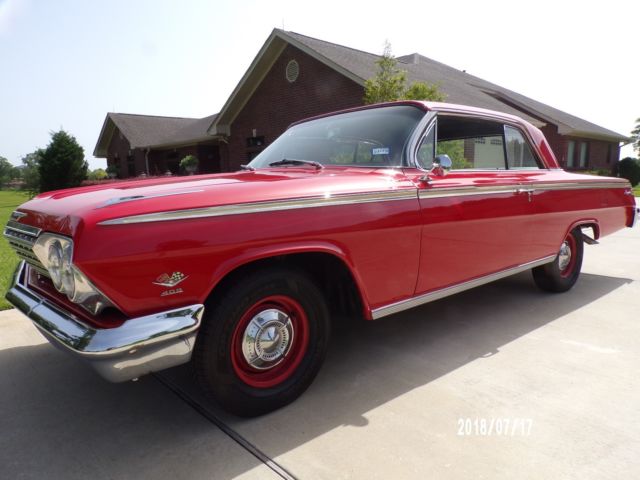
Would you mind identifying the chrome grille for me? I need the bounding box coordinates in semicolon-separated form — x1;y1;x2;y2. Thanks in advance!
4;218;49;276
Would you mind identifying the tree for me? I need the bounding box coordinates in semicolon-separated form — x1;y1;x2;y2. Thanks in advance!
404;81;446;102
38;130;88;192
88;168;108;181
364;41;446;104
0;156;14;188
631;118;640;154
20;151;42;195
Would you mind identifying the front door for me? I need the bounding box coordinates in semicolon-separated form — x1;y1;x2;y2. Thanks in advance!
405;115;539;296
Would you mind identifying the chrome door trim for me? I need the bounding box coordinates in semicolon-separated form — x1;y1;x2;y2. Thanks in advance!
371;255;556;319
418;181;628;200
99;189;418;225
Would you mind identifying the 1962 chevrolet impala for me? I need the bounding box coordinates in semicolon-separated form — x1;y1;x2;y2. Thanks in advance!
5;101;637;416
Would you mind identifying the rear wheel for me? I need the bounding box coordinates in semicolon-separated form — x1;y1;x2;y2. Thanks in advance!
194;267;330;417
532;227;584;293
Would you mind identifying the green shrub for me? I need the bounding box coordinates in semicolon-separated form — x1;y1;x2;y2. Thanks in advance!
614;157;640;186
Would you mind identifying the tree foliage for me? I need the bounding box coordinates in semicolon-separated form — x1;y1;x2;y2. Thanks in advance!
0;156;16;188
20;151;42;195
631;118;640;154
38;130;88;192
88;168;108;181
364;41;446;104
404;81;446;102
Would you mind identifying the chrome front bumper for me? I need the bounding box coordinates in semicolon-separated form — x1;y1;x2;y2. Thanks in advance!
6;262;204;382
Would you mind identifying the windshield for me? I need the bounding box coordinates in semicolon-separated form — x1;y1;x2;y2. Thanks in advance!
248;105;425;169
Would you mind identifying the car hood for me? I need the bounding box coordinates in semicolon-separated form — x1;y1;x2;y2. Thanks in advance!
14;168;416;236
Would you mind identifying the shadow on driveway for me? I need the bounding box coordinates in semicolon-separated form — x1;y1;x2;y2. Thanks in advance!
0;271;631;479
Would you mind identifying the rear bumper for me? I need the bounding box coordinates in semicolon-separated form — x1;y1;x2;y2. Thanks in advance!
6;261;204;382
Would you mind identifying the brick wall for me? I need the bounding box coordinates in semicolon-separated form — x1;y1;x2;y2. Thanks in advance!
541;124;618;172
224;44;365;171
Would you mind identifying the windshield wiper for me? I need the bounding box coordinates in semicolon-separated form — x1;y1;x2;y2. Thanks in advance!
268;159;324;170
240;164;255;171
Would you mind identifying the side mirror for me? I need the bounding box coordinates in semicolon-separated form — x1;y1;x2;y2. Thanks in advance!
430;154;452;177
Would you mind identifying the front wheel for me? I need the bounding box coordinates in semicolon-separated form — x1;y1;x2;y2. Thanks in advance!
532;227;584;293
194;267;330;417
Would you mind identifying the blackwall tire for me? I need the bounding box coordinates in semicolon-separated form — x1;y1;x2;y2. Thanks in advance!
194;267;330;417
532;227;584;293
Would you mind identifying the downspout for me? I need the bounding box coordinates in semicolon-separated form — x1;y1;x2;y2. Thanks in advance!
145;148;150;175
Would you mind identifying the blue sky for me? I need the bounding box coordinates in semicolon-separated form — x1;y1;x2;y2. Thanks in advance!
1;0;638;169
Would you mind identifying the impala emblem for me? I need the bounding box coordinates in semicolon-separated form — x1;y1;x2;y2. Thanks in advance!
153;272;187;287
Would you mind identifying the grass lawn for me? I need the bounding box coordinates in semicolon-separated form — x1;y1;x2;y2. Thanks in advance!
0;190;31;310
634;185;640;197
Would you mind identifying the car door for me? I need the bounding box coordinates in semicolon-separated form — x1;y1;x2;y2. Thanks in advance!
404;114;536;296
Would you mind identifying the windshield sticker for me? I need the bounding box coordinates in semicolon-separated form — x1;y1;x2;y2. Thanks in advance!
372;147;390;155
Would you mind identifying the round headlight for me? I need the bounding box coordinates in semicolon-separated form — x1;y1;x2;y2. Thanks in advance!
60;243;75;297
47;241;63;290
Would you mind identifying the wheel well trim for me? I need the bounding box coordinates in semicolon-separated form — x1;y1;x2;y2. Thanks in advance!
201;242;374;320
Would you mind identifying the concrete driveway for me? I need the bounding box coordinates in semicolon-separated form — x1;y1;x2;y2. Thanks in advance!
1;226;639;479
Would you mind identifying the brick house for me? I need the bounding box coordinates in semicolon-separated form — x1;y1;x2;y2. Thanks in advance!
94;29;628;177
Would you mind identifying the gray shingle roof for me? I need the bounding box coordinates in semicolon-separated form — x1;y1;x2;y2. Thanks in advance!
283;31;627;141
94;113;219;156
108;113;218;148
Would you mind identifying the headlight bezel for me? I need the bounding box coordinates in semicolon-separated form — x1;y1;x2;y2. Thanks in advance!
32;233;113;315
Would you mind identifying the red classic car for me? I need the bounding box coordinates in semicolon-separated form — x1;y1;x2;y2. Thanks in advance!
5;101;637;416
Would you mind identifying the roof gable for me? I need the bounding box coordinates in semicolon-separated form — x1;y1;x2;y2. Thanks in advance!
211;29;627;142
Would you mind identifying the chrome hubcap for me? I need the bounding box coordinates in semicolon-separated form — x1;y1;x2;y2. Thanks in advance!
241;308;294;370
558;241;572;270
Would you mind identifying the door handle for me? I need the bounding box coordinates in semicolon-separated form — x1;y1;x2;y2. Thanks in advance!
516;187;534;202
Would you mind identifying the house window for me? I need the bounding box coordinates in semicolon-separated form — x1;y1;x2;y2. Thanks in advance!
566;141;575;168
579;141;588;168
607;144;612;164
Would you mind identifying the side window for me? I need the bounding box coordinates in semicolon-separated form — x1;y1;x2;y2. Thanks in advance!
416;124;435;169
435;116;506;169
504;126;540;169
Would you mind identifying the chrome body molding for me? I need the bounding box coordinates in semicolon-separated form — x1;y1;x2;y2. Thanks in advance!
6;262;204;382
99;189;418;225
418;181;628;200
371;255;556;319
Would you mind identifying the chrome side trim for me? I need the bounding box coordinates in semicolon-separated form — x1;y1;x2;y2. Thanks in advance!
418;181;628;200
371;255;556;319
6;261;204;382
420;184;517;199
99;189;418;225
532;181;628;191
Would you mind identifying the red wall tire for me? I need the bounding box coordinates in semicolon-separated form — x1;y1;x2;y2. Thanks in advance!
194;267;330;417
532;228;584;293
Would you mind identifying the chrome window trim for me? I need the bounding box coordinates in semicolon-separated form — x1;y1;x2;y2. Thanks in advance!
372;255;556;319
410;111;550;172
99;189;419;225
406;111;437;170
